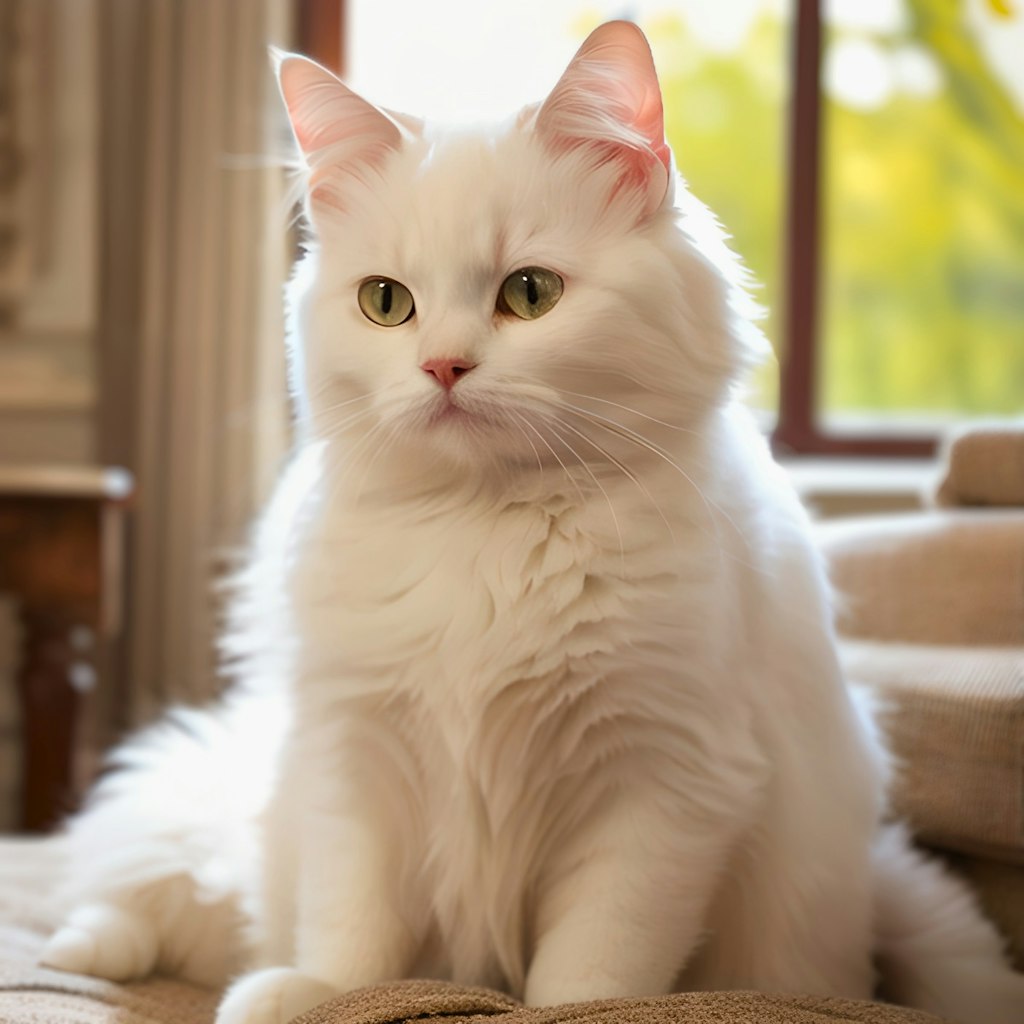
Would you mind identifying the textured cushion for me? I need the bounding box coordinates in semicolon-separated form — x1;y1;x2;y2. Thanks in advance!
943;853;1024;972
843;641;1024;863
0;843;950;1024
817;511;1024;647
935;424;1024;508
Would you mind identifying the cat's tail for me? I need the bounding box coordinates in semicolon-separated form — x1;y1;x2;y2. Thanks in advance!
41;692;283;988
872;822;1024;1024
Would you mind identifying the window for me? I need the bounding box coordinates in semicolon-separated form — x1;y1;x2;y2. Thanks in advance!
777;0;1024;456
820;0;1024;428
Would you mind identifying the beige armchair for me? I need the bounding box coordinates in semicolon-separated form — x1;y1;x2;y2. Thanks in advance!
816;425;1024;969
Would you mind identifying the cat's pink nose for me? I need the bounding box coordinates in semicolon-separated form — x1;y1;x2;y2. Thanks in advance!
421;358;477;390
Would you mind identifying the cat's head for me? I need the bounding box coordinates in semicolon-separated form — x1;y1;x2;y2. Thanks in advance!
277;22;762;486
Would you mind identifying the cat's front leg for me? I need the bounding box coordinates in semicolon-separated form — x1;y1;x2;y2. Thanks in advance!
524;793;746;1007
217;810;418;1024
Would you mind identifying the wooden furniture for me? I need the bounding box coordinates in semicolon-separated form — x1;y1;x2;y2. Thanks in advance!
0;465;132;832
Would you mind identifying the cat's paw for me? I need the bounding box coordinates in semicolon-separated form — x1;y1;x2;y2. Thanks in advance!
216;967;337;1024
40;903;159;982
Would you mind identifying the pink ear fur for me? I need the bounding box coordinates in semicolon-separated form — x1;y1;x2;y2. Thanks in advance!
273;50;404;209
535;21;671;216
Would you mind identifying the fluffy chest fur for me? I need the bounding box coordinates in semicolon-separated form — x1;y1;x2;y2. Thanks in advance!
294;477;693;703
279;466;756;990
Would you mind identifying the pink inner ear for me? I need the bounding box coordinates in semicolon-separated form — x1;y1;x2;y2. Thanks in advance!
276;54;403;208
581;21;671;173
628;67;672;176
536;21;671;210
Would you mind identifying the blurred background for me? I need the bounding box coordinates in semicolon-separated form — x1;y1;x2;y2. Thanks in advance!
0;0;1020;833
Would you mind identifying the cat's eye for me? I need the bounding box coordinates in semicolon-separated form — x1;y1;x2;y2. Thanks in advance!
498;267;563;320
358;278;415;327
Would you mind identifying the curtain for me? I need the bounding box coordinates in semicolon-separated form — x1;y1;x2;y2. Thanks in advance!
96;0;292;730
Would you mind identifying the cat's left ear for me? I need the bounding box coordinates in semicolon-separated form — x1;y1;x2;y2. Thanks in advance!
534;21;672;217
272;48;412;210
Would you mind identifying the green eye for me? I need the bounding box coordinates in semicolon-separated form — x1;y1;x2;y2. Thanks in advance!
358;277;415;326
499;267;563;320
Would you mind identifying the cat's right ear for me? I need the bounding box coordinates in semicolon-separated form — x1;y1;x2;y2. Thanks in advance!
272;49;404;210
534;22;672;218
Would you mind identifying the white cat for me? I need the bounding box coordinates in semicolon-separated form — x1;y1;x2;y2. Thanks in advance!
40;21;1023;1024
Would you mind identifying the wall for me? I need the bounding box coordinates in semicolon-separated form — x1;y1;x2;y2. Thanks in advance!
0;0;99;463
0;0;292;832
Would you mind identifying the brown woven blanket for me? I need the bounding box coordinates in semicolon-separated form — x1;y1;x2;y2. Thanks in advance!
293;980;947;1024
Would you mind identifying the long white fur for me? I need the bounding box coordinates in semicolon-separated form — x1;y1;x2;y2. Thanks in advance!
42;22;1023;1024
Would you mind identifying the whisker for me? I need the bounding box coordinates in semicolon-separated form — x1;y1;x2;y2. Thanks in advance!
351;418;403;506
317;388;416;444
318;406;378;440
558;402;722;515
509;411;545;478
312;380;405;419
532;360;666;394
556;403;753;571
319;415;394;508
552;415;676;545
552;386;699;436
546;419;626;574
517;414;588;509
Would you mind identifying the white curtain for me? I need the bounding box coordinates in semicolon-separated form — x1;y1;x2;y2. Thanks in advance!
97;0;292;729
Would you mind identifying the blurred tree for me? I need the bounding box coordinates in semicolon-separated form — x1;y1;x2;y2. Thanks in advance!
629;1;1023;420
651;13;786;413
822;0;1024;418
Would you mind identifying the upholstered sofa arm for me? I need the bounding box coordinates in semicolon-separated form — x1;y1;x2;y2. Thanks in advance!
815;511;1024;647
841;640;1023;865
817;511;1024;864
935;423;1024;508
817;490;1024;963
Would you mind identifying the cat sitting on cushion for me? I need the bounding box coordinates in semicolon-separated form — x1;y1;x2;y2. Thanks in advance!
41;21;1024;1024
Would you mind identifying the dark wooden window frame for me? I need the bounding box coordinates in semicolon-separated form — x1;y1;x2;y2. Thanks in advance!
299;0;938;460
774;0;936;459
297;0;345;76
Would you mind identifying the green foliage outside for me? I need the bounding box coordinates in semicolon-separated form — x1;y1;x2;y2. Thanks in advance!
648;12;786;413
607;3;1024;419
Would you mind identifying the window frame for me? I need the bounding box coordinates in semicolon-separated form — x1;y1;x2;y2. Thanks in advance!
773;0;936;459
297;0;345;76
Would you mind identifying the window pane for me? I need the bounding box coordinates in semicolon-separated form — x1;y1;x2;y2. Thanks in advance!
348;0;790;416
820;0;1024;427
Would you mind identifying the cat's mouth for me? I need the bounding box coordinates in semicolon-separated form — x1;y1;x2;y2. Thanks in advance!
430;404;473;425
427;392;487;428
